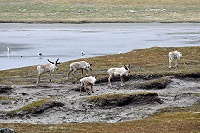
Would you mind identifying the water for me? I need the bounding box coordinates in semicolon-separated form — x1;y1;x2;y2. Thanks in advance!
0;23;199;70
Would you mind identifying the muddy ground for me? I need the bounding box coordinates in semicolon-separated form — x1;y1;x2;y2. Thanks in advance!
0;76;199;124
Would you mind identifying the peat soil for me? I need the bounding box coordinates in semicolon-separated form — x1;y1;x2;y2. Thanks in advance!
0;76;199;124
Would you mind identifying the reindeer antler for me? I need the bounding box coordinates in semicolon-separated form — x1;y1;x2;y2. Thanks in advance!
47;59;54;64
56;58;60;64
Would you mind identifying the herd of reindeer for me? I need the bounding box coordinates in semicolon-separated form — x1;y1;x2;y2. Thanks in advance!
36;50;182;95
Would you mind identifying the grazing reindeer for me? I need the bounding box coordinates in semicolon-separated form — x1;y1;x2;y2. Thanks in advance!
66;61;92;80
36;59;60;83
168;50;182;68
80;76;96;95
107;65;130;86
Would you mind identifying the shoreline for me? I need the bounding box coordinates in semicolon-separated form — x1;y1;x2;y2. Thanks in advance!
0;21;200;24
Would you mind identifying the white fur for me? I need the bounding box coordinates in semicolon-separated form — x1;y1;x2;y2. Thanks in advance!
66;61;92;80
168;50;182;68
80;76;96;95
107;65;130;86
36;59;60;83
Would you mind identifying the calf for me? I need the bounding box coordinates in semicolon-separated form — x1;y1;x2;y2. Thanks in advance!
66;61;92;80
168;50;182;68
80;76;96;95
107;65;130;86
36;59;60;83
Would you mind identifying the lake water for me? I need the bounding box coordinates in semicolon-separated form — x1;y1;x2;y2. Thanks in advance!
0;23;199;70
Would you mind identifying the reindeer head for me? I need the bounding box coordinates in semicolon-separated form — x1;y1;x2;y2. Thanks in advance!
47;58;60;70
86;62;92;71
124;64;130;73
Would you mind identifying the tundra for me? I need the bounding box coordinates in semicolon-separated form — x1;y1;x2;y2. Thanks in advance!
66;61;92;80
80;76;96;95
36;59;60;83
168;50;182;68
107;65;130;86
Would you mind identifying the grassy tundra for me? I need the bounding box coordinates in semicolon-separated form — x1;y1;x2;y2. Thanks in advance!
0;46;200;132
0;0;200;132
0;0;200;23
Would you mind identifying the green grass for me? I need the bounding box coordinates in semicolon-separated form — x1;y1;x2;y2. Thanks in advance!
0;0;200;23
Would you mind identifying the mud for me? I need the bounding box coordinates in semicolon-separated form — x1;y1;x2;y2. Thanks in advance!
0;76;199;124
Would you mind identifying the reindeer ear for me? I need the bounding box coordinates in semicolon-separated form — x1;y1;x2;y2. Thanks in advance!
124;65;128;70
124;64;130;70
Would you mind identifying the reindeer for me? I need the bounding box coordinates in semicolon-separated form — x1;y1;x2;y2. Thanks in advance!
80;76;96;95
107;65;130;86
168;50;182;68
66;61;92;80
36;59;60;83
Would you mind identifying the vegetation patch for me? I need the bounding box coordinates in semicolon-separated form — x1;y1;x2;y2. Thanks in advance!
134;76;171;89
0;96;17;101
0;0;200;23
6;99;64;117
85;92;162;108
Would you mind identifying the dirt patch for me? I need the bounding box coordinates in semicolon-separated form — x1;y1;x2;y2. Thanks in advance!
0;76;199;124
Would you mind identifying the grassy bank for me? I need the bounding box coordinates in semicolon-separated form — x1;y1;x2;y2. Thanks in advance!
0;46;200;132
0;0;200;23
0;46;199;85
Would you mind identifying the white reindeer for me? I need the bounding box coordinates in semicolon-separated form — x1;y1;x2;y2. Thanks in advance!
80;76;96;95
107;65;130;86
66;61;92;80
168;50;182;68
36;59;60;83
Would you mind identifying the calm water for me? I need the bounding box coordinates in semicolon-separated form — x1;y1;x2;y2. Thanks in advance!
0;23;199;70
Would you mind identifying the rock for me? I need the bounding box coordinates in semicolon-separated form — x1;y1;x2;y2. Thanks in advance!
0;85;13;94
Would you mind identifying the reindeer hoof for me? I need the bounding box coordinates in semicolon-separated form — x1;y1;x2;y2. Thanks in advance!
120;83;125;86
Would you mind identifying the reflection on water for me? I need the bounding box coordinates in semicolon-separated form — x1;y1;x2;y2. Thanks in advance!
0;23;200;70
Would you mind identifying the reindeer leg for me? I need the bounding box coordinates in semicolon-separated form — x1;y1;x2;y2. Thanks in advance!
37;74;40;83
120;75;125;86
72;70;77;80
91;84;94;93
85;69;88;76
86;84;91;95
169;59;172;68
66;69;73;80
81;69;84;77
49;72;52;83
175;59;178;67
108;75;113;86
80;83;83;95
